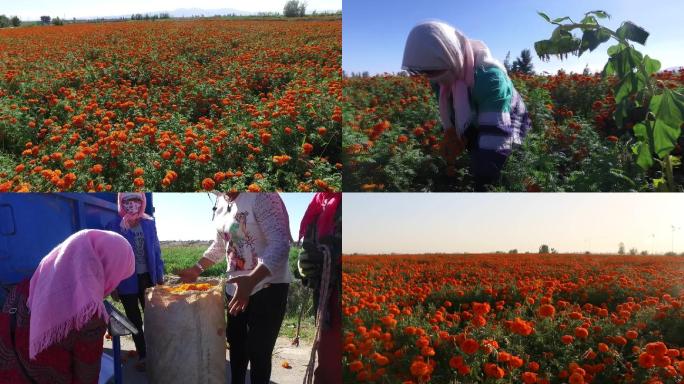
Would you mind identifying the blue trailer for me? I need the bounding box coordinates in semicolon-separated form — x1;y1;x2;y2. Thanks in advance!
0;192;153;384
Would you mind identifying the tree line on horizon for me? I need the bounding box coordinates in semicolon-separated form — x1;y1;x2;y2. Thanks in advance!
0;1;339;28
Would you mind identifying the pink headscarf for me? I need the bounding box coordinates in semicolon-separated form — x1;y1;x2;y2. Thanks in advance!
298;193;341;241
27;230;134;360
402;21;506;137
118;192;152;231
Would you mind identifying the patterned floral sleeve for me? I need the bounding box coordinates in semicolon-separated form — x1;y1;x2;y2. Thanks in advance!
202;228;227;264
253;193;291;274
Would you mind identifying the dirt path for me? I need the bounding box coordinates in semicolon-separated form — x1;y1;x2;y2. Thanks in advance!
103;334;311;384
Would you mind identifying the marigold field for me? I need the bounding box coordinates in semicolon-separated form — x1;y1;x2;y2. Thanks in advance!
0;19;341;192
342;71;684;192
342;254;684;383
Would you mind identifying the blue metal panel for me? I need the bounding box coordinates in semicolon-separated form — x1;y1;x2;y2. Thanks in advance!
0;193;153;298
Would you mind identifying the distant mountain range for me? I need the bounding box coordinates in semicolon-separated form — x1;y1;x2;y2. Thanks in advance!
664;66;684;72
80;8;251;20
155;8;251;17
26;6;340;21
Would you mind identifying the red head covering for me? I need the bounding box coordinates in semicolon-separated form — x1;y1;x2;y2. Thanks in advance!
298;193;341;241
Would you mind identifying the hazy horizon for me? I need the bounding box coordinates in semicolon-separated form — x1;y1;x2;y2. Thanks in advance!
343;251;683;256
1;0;341;21
343;193;684;255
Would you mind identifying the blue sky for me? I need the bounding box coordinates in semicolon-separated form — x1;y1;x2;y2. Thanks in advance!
1;0;341;20
152;193;316;241
343;193;684;255
343;0;684;74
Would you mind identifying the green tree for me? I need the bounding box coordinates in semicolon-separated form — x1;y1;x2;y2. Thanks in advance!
503;51;512;72
284;0;306;17
535;10;684;191
0;15;10;28
10;16;21;27
618;242;625;255
52;17;63;26
40;15;51;25
539;244;550;253
512;49;535;74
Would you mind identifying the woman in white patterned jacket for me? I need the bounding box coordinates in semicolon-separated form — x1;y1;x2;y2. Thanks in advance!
178;192;293;384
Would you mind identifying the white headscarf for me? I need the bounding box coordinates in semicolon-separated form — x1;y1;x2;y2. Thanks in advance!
402;21;506;136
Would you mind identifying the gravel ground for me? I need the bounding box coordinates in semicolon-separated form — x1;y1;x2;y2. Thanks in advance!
103;334;311;384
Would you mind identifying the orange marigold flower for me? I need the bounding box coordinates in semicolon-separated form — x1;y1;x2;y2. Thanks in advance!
273;155;292;166
133;167;144;177
471;315;486;327
569;372;585;384
561;335;574;345
646;342;668;357
247;183;261;192
521;371;538;384
449;356;464;369
373;353;390;366
654;354;671;368
133;177;145;188
409;360;430;377
638;352;655;368
509;317;534;336
461;338;479;355
607;135;619;143
509;356;524;369
201;178;215;191
472;302;491;315
539;304;555;317
484;363;505;379
574;327;589;339
261;133;272;145
314;179;329;191
302;142;314;154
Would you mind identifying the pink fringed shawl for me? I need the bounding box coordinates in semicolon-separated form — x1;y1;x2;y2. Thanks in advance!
27;229;134;359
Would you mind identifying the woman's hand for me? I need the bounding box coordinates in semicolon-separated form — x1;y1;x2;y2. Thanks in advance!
440;128;466;164
226;264;272;316
177;266;200;283
226;275;257;316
